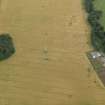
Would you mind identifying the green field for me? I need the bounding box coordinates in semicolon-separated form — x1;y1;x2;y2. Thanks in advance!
94;0;105;28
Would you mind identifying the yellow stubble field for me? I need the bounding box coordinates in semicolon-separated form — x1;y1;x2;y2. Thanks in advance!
0;0;105;105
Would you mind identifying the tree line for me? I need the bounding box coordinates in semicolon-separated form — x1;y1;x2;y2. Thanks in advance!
84;0;105;52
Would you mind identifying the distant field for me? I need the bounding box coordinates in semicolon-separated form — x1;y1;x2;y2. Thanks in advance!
94;0;105;27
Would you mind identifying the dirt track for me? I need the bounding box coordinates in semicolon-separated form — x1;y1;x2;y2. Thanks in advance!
0;0;105;105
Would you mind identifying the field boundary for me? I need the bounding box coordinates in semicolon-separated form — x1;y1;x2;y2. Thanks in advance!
87;50;105;86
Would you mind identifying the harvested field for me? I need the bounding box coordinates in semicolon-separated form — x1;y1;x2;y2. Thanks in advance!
0;0;105;105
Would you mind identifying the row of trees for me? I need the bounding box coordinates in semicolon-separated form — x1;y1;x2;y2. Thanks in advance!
84;0;105;52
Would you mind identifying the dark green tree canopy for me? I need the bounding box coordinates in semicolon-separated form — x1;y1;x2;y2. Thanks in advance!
0;33;15;61
84;0;105;52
